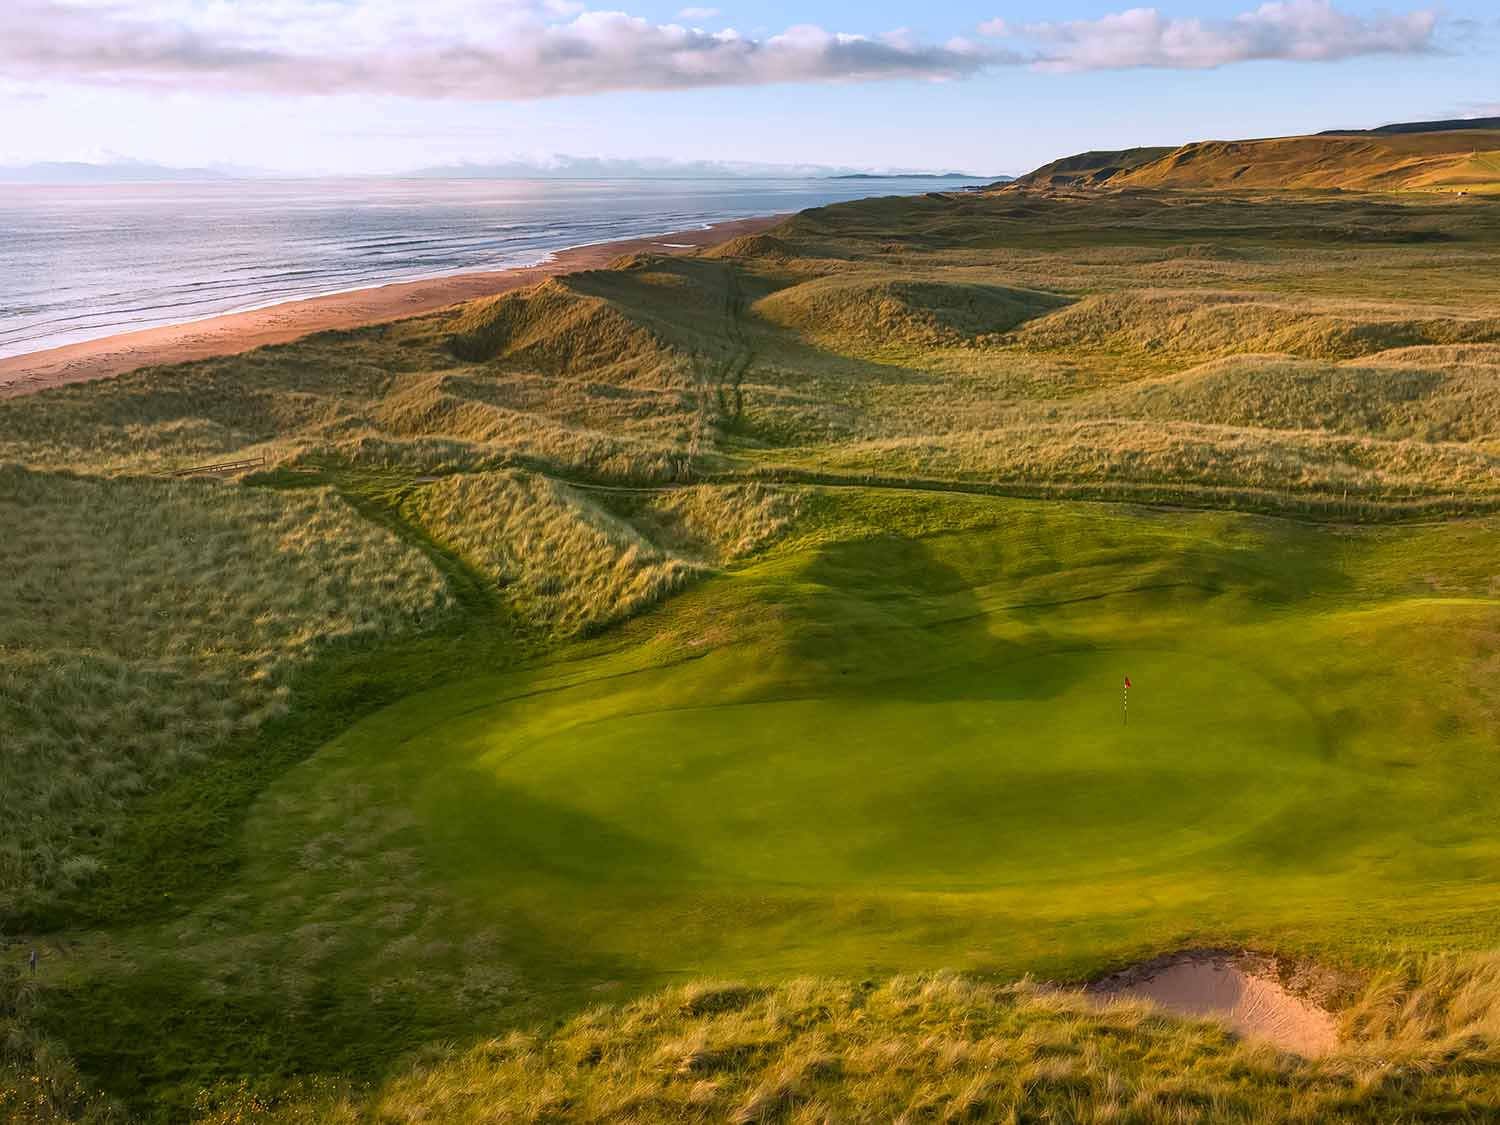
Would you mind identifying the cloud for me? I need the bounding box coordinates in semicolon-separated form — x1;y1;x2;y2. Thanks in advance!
0;1;1443;101
678;7;720;20
994;0;1441;71
0;1;1002;99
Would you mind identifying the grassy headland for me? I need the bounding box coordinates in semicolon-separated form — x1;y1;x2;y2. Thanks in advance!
1011;120;1500;193
5;172;1500;1120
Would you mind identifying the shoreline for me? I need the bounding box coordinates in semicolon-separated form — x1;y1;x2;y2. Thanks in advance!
0;213;785;399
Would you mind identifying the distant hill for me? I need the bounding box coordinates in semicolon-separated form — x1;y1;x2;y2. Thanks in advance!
0;160;236;184
404;157;995;180
1001;148;1174;190
1011;120;1500;193
831;172;999;181
1321;116;1500;137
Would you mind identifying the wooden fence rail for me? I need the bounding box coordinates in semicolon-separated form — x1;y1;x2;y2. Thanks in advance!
170;456;267;478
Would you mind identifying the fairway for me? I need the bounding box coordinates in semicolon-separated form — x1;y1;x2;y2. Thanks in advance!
421;650;1323;890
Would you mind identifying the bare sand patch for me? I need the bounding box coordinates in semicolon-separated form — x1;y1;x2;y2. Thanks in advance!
1088;950;1339;1056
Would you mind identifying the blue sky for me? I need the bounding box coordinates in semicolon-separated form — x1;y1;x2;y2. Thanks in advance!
0;1;1495;175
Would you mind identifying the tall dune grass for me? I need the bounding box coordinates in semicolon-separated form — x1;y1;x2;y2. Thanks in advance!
406;473;797;638
7;189;1500;1119
825;419;1500;505
1;962;121;1124
408;471;697;638
0;467;450;918
1064;350;1500;442
190;958;1500;1124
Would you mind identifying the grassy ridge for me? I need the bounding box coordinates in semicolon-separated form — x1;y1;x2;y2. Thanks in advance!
1012;126;1500;193
406;471;797;639
6;193;1500;515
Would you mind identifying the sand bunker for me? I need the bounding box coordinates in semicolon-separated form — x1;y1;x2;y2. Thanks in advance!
1089;950;1338;1056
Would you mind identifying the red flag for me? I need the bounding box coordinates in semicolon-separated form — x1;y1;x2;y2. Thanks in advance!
1124;676;1132;689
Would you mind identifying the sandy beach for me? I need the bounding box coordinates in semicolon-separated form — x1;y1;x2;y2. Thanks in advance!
0;213;784;399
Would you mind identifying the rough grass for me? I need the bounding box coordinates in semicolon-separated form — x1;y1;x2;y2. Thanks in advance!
192;961;1500;1124
6;192;1500;512
825;419;1500;506
1079;351;1500;441
627;483;801;563
1005;125;1500;193
1013;290;1500;361
38;488;1500;1119
0;466;450;919
448;277;670;371
1;963;122;1124
1099;128;1500;192
407;471;697;639
406;473;799;638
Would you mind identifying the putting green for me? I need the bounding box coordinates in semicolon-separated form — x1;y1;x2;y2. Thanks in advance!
422;650;1323;892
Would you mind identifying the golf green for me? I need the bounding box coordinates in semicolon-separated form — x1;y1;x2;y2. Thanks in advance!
421;650;1323;892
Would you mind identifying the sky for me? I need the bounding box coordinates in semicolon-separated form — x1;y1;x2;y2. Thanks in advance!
0;0;1496;176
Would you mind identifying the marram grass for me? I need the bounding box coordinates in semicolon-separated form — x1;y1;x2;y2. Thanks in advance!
0;466;450;918
191;962;1500;1124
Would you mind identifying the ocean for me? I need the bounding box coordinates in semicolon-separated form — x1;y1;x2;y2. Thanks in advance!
0;177;981;360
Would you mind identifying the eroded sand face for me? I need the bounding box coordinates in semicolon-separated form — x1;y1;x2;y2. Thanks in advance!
1090;951;1338;1057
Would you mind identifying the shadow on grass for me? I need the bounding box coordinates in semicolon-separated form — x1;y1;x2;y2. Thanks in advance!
40;896;651;1125
784;532;1099;704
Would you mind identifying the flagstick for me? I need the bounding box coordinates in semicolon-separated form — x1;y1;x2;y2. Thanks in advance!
1123;677;1128;726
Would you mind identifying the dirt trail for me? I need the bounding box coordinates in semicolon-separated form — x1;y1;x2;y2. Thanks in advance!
1089;950;1339;1056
